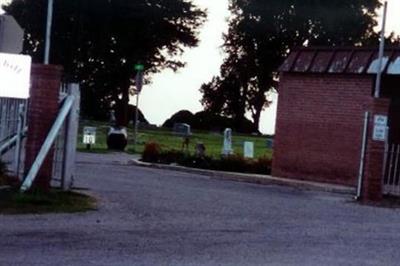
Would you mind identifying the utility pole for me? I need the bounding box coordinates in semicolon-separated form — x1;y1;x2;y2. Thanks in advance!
374;1;388;98
44;0;54;64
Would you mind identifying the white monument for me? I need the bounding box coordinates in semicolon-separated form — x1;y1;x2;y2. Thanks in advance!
222;128;233;155
244;141;254;158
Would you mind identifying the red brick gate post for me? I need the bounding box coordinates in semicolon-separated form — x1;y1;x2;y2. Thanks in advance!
24;64;63;190
362;98;391;202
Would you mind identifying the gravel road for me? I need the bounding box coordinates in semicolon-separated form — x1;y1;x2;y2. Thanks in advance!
1;152;400;266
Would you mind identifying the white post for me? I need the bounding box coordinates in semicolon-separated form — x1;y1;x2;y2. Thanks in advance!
61;84;80;190
374;1;388;98
355;112;369;200
13;104;25;180
44;0;54;64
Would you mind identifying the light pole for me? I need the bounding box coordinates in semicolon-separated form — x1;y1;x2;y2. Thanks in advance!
374;0;388;98
44;0;54;64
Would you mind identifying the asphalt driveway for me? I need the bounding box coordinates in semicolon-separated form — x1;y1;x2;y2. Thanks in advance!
1;152;400;266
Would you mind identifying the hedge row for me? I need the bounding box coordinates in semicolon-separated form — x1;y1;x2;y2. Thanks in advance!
142;142;271;175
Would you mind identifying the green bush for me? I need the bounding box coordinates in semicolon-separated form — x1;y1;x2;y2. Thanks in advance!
212;155;250;173
0;160;18;187
251;156;272;174
159;150;186;164
0;160;8;185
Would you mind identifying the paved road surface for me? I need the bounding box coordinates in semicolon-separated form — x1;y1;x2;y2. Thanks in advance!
1;152;400;266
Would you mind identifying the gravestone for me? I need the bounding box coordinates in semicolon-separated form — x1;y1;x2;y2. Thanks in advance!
107;127;128;151
222;128;233;155
173;123;191;136
266;139;274;149
195;142;206;158
244;141;254;158
107;109;128;150
83;127;96;149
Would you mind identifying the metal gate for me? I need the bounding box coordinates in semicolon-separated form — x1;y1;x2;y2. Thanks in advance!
50;83;80;189
1;83;80;191
0;97;27;178
383;141;400;196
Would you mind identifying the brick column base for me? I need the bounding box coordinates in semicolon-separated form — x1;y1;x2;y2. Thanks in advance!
362;98;390;202
24;64;63;190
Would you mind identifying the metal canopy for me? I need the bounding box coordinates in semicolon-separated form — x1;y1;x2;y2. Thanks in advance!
279;47;400;75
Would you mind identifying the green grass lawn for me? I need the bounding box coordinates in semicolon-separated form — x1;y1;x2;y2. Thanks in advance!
78;120;273;159
0;188;97;214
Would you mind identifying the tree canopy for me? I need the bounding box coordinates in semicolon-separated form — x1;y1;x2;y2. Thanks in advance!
4;0;206;120
201;0;387;132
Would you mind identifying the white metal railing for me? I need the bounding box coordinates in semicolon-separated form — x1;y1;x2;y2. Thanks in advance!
0;97;27;179
0;97;27;145
383;142;400;196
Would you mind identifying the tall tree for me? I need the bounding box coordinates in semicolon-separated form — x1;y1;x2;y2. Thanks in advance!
4;0;205;122
201;0;384;132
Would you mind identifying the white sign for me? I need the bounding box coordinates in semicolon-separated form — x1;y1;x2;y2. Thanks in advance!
0;53;31;99
83;127;96;144
373;115;388;141
374;115;387;126
244;141;254;158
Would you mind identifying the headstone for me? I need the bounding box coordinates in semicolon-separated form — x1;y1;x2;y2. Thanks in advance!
0;15;24;54
83;127;96;147
173;123;191;136
109;110;116;126
244;141;254;158
266;139;274;149
107;127;128;151
222;128;233;155
195;142;206;158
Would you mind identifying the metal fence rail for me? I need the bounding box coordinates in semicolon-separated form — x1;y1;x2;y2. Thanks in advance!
0;97;27;145
383;143;400;196
51;83;78;189
51;116;67;188
0;97;27;178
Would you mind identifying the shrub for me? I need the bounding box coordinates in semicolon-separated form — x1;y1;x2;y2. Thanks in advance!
142;142;162;163
141;143;272;175
211;155;250;172
0;160;19;187
159;150;185;164
0;159;7;177
250;156;272;175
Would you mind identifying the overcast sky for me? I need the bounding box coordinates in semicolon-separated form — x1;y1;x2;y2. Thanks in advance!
1;0;399;134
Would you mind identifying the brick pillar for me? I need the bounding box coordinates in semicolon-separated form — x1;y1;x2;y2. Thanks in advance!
362;98;391;202
24;64;62;190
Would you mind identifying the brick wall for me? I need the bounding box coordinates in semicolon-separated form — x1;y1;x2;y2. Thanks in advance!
24;64;63;190
272;73;373;186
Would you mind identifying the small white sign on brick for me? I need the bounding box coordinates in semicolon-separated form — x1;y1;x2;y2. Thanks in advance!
373;115;388;141
0;53;31;99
